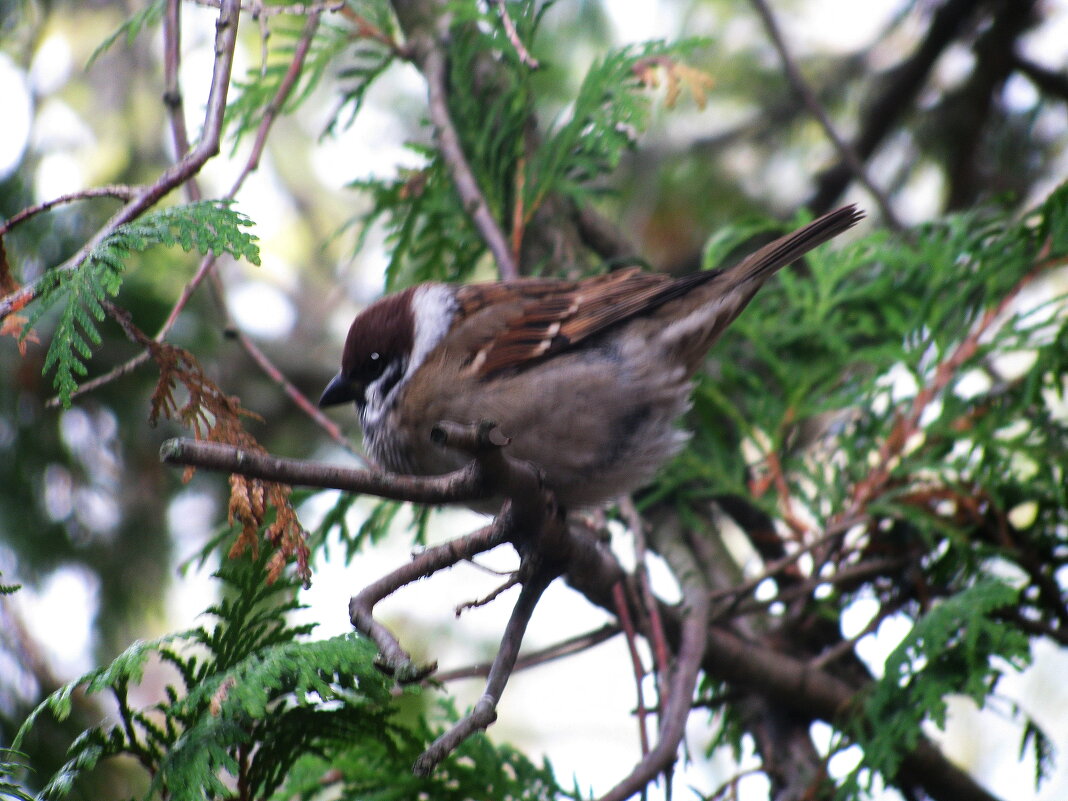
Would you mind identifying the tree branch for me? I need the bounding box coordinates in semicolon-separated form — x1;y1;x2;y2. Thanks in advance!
748;0;902;229
160;438;491;505
422;43;520;279
1;0;241;322
807;0;983;213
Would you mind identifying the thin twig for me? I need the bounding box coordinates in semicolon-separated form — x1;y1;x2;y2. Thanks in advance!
612;580;651;756
598;533;711;801
455;573;519;614
0;186;138;238
620;497;671;678
432;624;620;683
422;43;520;279
414;557;561;775
231;326;356;454
808;597;905;670
747;0;902;230
493;0;539;69
350;520;510;677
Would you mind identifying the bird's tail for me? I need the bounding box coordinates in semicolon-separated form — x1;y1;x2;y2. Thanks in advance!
723;203;865;288
663;204;864;375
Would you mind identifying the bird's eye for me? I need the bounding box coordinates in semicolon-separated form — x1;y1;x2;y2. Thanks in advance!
366;351;385;378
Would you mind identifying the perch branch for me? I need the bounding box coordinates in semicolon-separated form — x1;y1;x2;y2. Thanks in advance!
349;520;511;678
160;438;492;505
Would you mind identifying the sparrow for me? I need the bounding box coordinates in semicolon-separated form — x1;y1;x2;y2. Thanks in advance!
320;205;863;509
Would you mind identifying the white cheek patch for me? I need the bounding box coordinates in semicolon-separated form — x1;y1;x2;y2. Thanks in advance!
362;361;404;428
408;284;458;377
360;284;457;439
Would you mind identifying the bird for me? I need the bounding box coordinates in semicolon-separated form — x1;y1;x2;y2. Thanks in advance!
320;205;863;510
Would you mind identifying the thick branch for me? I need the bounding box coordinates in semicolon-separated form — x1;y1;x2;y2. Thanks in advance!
160;438;491;504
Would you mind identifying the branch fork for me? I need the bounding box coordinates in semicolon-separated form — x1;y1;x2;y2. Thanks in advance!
163;418;567;772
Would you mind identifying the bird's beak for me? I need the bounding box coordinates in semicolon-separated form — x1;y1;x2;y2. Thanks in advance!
318;372;362;408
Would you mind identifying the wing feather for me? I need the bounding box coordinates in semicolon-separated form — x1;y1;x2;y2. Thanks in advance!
455;268;719;377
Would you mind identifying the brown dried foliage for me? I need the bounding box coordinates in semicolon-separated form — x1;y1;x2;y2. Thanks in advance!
148;340;310;584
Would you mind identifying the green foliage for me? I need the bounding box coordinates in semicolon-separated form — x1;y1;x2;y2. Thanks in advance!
1;749;35;801
24;201;259;407
858;579;1030;780
352;3;708;287
227;3;399;147
86;0;165;68
527;38;709;210
661;184;1068;798
354;145;494;290
274;700;567;801
12;2;1068;799
14;546;567;801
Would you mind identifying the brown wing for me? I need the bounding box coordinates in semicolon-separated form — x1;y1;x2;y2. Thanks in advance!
454;267;719;377
453;204;864;379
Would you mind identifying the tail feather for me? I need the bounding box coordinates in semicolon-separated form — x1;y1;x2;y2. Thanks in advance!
663;204;864;374
724;204;865;287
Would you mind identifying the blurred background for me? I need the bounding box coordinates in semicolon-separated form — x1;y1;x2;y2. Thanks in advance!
2;1;1067;798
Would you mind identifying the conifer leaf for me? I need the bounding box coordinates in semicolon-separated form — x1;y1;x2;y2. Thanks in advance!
28;201;259;408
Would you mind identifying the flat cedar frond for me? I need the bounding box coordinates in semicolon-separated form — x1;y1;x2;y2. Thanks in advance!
148;339;310;584
26;200;258;408
851;580;1029;785
16;543;566;800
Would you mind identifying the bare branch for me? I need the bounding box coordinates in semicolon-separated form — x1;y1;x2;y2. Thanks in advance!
0;186;138;239
432;624;620;683
493;0;539;69
807;0;982;213
611;580;651;756
160;438;492;505
350;520;510;677
747;0;902;230
422;42;520;279
414;554;560;775
598;529;711;801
